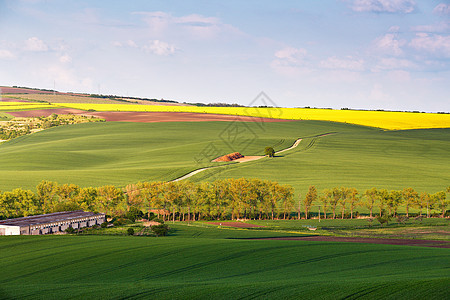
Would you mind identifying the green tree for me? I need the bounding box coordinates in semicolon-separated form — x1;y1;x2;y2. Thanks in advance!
280;184;294;219
96;185;123;217
347;188;359;219
432;191;448;218
36;180;59;213
264;146;275;157
387;190;403;217
377;189;389;217
340;187;350;219
330;187;341;219
363;188;378;218
303;185;317;219
320;189;332;219
402;187;418;218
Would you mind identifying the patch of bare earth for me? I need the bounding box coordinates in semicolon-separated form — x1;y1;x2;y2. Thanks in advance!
260;236;450;248
81;111;294;123
207;222;266;228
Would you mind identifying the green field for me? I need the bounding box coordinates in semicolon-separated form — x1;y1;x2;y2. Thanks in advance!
0;225;448;299
0;120;448;200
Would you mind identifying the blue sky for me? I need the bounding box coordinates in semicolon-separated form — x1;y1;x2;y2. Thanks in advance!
0;0;449;112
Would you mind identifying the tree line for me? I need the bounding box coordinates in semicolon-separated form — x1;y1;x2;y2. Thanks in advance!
0;179;448;221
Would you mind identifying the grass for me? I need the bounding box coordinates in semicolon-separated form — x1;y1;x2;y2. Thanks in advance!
0;121;448;203
0;225;448;299
51;102;450;130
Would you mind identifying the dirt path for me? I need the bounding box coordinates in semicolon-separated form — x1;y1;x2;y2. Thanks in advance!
171;138;304;181
206;222;266;228
259;236;450;248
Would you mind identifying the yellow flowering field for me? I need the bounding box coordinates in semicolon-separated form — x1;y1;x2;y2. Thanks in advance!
55;103;450;130
0;102;58;111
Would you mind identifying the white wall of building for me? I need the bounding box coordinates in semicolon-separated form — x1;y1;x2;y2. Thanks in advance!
0;225;21;235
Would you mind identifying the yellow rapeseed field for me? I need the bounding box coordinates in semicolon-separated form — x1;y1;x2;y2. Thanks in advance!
55;103;450;130
0;102;58;111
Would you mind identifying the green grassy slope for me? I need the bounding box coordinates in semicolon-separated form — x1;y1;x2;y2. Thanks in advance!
0;121;448;197
0;229;448;299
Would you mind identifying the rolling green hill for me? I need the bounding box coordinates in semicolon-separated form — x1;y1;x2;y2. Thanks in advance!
0;226;448;299
0;121;448;197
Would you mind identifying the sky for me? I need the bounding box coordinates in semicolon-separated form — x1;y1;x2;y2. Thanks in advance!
0;0;449;112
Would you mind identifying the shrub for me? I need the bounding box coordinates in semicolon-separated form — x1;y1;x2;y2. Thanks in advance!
65;227;76;234
127;228;135;236
152;218;164;224
151;224;169;237
376;214;391;226
100;222;108;228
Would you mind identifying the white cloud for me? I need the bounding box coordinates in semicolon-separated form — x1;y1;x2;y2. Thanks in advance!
412;22;450;33
373;57;415;71
433;3;450;15
271;47;310;76
351;0;416;13
134;11;243;39
112;40;138;48
59;54;72;63
24;37;48;52
410;33;450;57
372;33;405;56
387;70;411;82
43;65;93;91
274;47;307;63
142;40;176;56
0;49;15;59
320;56;365;71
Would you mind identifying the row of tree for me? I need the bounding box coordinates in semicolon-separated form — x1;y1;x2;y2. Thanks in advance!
303;186;449;219
0;179;448;221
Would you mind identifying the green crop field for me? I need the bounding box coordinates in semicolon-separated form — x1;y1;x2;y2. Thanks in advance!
0;120;448;201
0;225;448;299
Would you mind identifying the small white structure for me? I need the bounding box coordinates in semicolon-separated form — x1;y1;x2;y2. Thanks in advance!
0;210;106;236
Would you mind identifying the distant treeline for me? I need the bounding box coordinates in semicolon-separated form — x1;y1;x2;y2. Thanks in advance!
189;102;245;107
0;179;448;221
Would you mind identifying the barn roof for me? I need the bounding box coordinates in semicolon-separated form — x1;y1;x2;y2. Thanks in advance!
0;210;104;227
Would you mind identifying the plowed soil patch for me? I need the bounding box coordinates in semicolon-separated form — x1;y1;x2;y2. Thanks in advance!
261;236;450;248
7;109;294;123
207;222;266;228
7;108;86;117
80;111;294;123
0;87;55;94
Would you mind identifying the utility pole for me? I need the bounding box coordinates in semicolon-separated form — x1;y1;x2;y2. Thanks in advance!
318;206;321;222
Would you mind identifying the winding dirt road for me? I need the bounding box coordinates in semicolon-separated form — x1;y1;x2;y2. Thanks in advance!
171;138;303;182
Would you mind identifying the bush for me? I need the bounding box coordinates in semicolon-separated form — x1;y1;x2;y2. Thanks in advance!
152;218;164;224
151;224;169;237
100;222;108;228
126;208;144;222
65;227;76;234
376;214;391;226
127;228;135;236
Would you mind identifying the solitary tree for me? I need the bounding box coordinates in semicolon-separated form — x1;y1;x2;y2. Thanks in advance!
264;146;275;157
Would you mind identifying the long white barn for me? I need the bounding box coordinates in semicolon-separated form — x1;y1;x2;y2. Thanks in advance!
0;210;106;235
